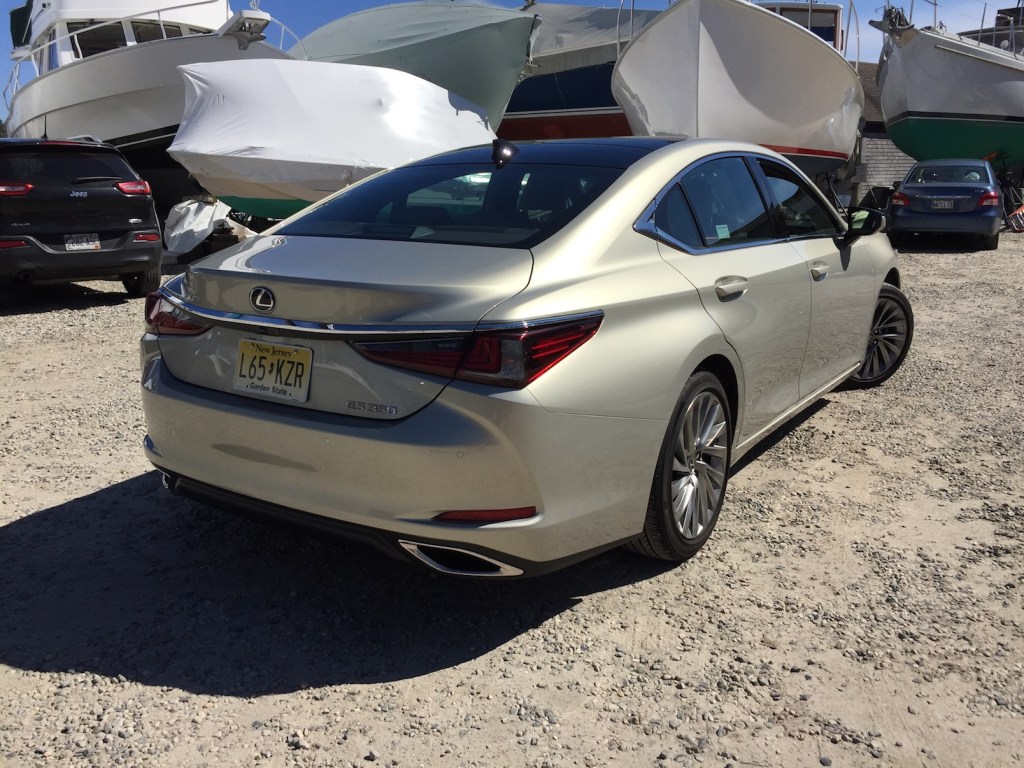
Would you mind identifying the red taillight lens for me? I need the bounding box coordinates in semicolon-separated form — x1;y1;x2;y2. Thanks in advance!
117;180;151;195
433;507;538;523
0;239;28;249
978;191;1000;207
144;292;211;336
890;192;910;207
353;315;602;389
0;182;32;196
133;233;161;242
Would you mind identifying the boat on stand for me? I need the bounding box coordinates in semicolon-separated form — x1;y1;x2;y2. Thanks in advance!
870;4;1024;168
4;0;298;218
610;0;864;177
167;60;497;220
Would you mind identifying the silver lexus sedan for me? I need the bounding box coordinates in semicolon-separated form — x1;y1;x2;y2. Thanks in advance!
141;137;913;577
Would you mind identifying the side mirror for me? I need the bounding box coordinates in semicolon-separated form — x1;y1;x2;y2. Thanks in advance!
840;206;886;246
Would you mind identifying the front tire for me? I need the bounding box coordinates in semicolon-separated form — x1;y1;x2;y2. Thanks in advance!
627;371;732;562
847;284;913;388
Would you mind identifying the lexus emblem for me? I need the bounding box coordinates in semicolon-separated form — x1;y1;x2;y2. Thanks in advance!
249;286;275;313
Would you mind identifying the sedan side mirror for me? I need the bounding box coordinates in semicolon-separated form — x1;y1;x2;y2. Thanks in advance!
840;206;886;246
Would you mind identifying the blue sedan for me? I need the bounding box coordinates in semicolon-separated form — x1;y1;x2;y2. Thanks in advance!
887;159;1002;250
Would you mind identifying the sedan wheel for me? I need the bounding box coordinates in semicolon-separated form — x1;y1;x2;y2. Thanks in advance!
628;371;732;562
847;284;914;388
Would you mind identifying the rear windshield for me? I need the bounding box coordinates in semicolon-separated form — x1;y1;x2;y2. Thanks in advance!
278;162;624;248
0;148;137;185
908;164;989;184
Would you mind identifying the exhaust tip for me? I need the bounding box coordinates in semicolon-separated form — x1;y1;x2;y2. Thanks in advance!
398;540;523;577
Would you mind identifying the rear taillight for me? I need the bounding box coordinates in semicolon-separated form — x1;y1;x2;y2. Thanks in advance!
144;292;212;336
0;239;28;249
353;315;602;389
117;180;151;195
890;192;909;207
133;233;161;242
978;191;1000;207
0;182;32;196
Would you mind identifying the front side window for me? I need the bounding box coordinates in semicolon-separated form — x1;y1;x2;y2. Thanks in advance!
68;21;128;58
757;159;841;238
679;156;773;247
278;163;623;248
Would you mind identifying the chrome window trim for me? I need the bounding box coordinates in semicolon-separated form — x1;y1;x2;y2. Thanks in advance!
157;284;602;337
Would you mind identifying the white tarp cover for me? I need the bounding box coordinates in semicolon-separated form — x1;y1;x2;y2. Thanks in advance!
168;59;496;208
163;197;234;254
526;3;664;72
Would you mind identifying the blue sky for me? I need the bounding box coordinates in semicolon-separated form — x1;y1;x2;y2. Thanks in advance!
0;0;1004;125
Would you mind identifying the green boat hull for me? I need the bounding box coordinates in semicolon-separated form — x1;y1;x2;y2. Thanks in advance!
887;114;1024;168
219;196;313;221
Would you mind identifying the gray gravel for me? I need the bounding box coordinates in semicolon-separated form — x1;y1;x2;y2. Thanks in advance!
1;234;1022;768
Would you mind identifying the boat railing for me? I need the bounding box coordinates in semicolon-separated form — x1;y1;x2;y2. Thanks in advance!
3;0;304;111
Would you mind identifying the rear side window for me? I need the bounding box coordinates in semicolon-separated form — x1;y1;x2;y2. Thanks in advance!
0;149;137;185
679;157;773;247
279;163;623;248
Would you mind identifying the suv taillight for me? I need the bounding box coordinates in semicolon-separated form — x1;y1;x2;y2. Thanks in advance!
145;292;211;336
117;180;151;195
978;191;1000;207
0;182;33;196
353;315;602;389
890;192;910;207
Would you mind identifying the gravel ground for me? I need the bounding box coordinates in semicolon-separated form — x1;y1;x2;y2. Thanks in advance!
0;233;1021;768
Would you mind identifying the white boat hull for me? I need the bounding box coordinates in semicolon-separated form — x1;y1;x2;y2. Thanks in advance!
6;34;291;147
873;18;1024;165
168;60;497;219
610;0;863;174
295;2;540;128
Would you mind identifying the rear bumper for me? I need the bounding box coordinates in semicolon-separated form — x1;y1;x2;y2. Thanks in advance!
140;346;664;577
0;234;162;283
887;208;1001;236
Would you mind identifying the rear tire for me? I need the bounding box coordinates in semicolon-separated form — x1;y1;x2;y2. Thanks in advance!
627;371;732;562
846;284;913;389
982;232;999;251
122;266;161;298
887;231;904;249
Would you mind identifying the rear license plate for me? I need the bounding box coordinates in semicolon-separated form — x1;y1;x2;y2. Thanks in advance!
64;233;100;251
931;199;954;210
233;340;313;402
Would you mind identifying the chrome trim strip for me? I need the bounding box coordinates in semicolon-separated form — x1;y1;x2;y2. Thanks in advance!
158;286;603;337
398;540;524;577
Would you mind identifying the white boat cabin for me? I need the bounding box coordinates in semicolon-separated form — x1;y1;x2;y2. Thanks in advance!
9;0;234;76
757;1;845;51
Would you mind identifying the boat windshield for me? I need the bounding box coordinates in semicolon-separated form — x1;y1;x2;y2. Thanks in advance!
67;21;128;57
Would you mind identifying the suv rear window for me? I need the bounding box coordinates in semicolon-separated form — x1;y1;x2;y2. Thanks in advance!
278;163;624;248
0;148;137;185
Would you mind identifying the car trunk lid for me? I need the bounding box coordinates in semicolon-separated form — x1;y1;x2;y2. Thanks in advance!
157;233;534;419
903;183;991;214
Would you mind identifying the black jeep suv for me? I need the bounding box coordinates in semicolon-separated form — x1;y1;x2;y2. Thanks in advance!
0;138;162;296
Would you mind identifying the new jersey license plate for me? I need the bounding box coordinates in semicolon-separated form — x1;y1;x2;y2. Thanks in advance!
233;340;313;402
931;199;954;210
65;233;100;251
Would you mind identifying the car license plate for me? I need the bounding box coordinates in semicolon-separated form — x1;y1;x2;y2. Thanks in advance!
64;233;100;251
233;340;313;402
931;199;954;210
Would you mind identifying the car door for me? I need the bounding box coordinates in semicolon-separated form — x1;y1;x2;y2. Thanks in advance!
752;158;878;397
646;155;812;444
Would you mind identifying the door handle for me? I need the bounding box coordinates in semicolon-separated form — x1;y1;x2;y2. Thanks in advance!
714;276;750;299
810;262;829;281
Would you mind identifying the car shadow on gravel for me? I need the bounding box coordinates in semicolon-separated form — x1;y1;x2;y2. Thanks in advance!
0;472;676;696
0;282;135;316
